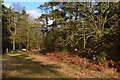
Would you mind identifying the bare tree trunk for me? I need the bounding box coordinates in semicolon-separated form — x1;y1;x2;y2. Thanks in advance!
13;23;16;51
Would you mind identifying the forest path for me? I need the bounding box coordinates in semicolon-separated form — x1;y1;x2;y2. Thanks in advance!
2;53;119;79
2;53;68;79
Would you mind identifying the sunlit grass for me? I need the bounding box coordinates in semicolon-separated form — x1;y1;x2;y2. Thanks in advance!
3;53;68;78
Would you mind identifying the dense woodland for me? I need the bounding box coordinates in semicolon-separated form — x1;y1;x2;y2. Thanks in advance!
2;1;120;65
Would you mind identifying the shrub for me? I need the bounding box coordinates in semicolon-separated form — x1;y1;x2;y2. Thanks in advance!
96;51;107;65
81;48;97;59
60;49;69;56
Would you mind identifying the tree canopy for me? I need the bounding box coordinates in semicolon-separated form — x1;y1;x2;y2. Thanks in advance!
2;1;120;64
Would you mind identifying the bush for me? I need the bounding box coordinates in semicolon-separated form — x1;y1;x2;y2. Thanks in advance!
96;51;107;65
60;49;69;56
81;48;97;59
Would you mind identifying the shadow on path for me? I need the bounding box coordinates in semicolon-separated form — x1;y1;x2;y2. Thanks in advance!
2;54;66;79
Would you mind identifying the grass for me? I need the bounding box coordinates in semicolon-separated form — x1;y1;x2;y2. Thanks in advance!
2;53;68;79
2;52;120;79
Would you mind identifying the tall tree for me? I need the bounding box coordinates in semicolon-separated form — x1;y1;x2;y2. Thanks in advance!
38;1;120;61
2;4;17;52
15;8;30;50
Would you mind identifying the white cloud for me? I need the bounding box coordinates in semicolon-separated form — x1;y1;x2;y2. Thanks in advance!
3;3;11;8
26;10;41;19
3;3;23;12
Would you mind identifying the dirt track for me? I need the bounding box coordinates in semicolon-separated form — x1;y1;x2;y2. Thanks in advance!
2;53;119;79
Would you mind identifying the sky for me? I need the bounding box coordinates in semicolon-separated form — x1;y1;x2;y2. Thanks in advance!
4;0;50;2
3;0;54;24
3;2;47;19
3;0;99;24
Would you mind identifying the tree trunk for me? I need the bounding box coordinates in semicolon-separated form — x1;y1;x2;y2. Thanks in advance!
13;23;16;51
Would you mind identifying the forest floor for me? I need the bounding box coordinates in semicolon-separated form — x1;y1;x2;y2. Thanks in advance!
2;52;120;79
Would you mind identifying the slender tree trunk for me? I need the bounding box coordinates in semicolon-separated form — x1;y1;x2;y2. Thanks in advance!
13;37;15;51
37;39;39;53
19;43;22;50
83;34;86;49
13;23;16;51
26;25;29;51
26;37;29;51
82;20;86;49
